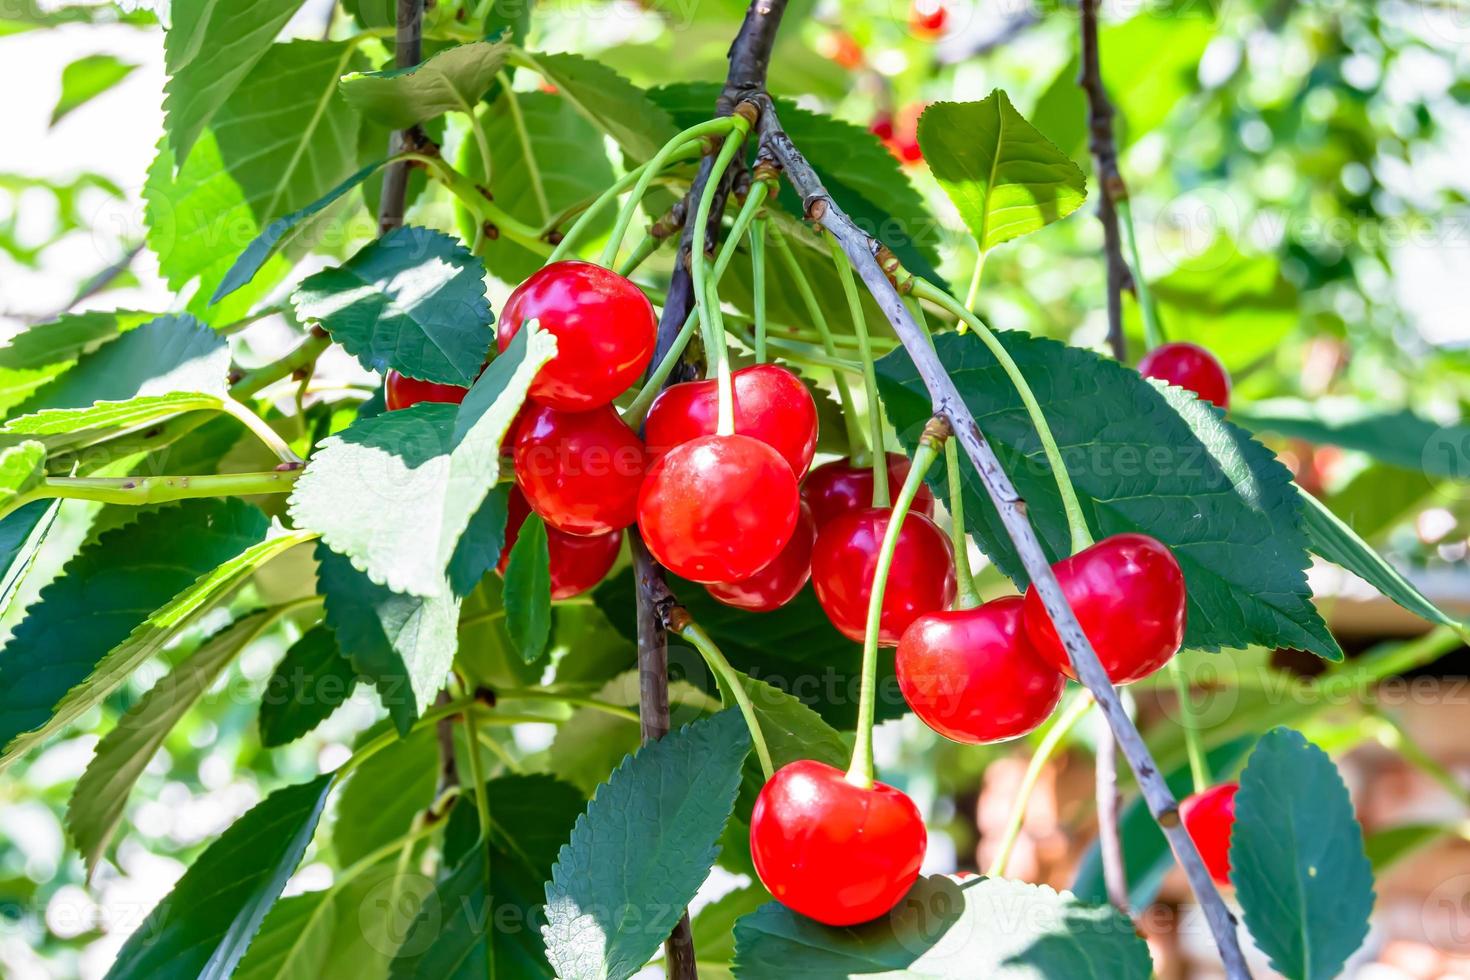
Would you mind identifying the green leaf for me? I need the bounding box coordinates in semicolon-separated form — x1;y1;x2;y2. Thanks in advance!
341;38;512;129
16;314;228;414
147;40;364;316
447;484;510;597
0;441;45;508
1232;727;1375;980
162;0;310;167
258;624;359;747
720;669;848;816
692;886;769;980
731;876;1151;978
1364;823;1457;873
876;331;1342;660
104;774;333;980
1300;490;1465;632
68;609;279;876
51;53;138;125
1235;396;1470;478
213;160;386;304
0;309;158;412
290;324;554;599
388;844;492;979
4;393;224;450
917;92;1088;252
503;512;550;663
520;51;678;161
316;544;459;734
0;499;272;768
0;501;57;617
333;722;438;866
543;709;751;980
293;225;495;386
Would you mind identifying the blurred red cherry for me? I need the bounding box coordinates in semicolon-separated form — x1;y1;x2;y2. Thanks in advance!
385;371;468;411
706;503;816;612
513;403;646;536
497;487;622;599
1139;342;1231;409
645;364;819;478
811;507;955;645
803;454;935;529
909;0;948;37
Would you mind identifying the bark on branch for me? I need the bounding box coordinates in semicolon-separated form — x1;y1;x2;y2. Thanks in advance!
752;94;1252;979
1079;0;1131;362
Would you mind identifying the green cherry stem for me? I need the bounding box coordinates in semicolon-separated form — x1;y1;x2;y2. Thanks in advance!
675;615;774;779
846;427;942;790
988;691;1094;878
1168;657;1211;795
616;231;665;277
910;278;1093;555
946;439;981;610
220;395;302;465
690;117;750;436
1116;198;1165;351
828;233;888;507
405;153;546;254
751;214;769;364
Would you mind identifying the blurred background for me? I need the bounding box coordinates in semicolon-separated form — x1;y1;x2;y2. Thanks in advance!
2;0;1469;977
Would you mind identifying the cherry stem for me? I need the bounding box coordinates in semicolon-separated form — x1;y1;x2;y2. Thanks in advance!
598;116;739;268
405;152;547;254
675;618;774;779
910;278;1093;556
769;224;867;461
616;231;665;277
846;433;941;790
1169;658;1211;795
690;118;751;437
945;440;982;610
1115;198;1165;351
827;233;888;508
987;692;1095;878
221;395;302;465
751;215;769;363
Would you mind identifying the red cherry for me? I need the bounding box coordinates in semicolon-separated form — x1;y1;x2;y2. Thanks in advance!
497;487;621;599
869;113;895;142
896;597;1065;744
497;260;657;411
706;503;816;612
818;30;864;70
645;364;819;478
1139;342;1231;409
385;371;468;411
811;507;956;646
750;760;926;926
909;0;948;37
1180;782;1238;886
637;434;800;583
1022;533;1186;685
513;403;646;536
803;455;935;530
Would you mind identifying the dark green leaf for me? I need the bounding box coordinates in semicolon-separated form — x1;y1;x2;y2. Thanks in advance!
104;774;334;980
503;512;550;663
543;709;751;980
0;441;45;508
518;51;677;160
259;624;359;747
0;309;157;412
341;39;512;129
1236;396;1470;479
0;500;56;616
51;53;138;125
388;843;491;979
1233;727;1374;980
333;722;438;866
448;484;510;597
876;331;1341;660
1364;823;1453;873
732;876;1151;978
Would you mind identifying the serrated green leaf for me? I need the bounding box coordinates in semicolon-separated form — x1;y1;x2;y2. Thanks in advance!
1233;727;1375;980
291;324;553;599
163;0;310;166
4;393;224;451
147;40;364;317
448;484;510;597
293;226;495;386
543;709;751;980
876;331;1342;660
68;609;281;876
0;310;156;373
503;512;550;663
731;876;1151;978
341;38;512;129
0;499;272;768
316;544;459;734
333;721;438;866
917;92;1088;252
258;624;359;747
0;441;45;508
0;500;57;618
388;842;492;980
517;50;677;161
104;774;333;980
51;53;137;126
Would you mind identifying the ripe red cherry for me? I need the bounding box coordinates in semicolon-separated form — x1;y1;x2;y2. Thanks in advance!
909;0;948;37
637;434;799;583
497;487;621;599
513;403;646;537
811;507;956;646
750;760;926;926
1139;342;1231;409
896;597;1065;744
803;454;935;530
1180;782;1239;886
869;113;895;142
644;364;819;478
385;371;468;411
1022;533;1186;685
497;260;657;411
706;503;816;612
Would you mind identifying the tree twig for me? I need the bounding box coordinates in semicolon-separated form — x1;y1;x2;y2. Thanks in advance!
753;96;1251;979
377;0;425;234
1095;724;1130;913
1078;0;1131;362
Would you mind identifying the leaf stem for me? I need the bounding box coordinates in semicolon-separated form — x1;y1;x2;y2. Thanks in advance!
3;470;304;520
674;617;773;779
497;71;548;224
827;233;887;506
1116;198;1164;350
233;333;332;399
910;278;1093;555
1169;657;1210;794
462;707;492;837
751;215;768;363
847;428;942;789
220;395;302;465
493;687;641;722
963;249;988;312
334;696;480;780
987;692;1094;877
406;152;549;255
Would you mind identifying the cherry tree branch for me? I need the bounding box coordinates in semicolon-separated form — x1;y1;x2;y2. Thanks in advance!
377;0;424;234
1078;0;1131;362
752;96;1251;979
